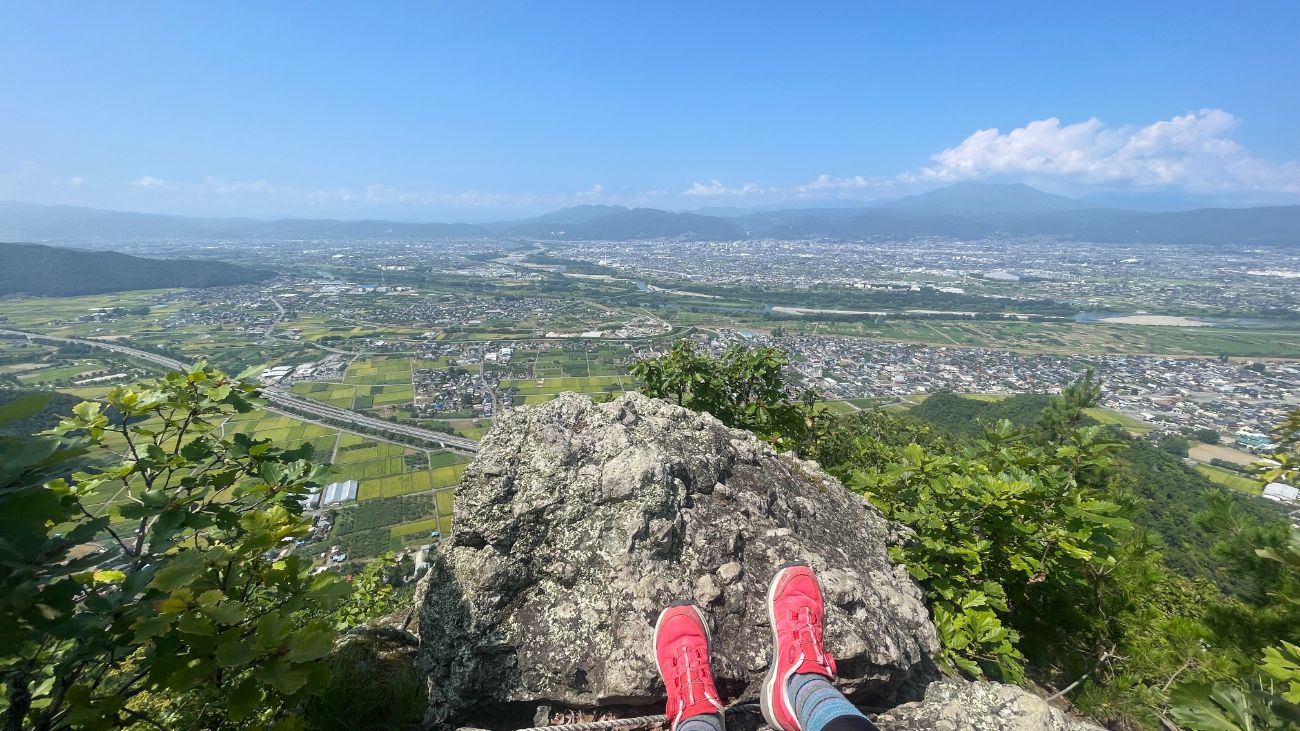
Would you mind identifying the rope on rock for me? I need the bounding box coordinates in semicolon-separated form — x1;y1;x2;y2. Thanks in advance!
511;703;761;731
512;713;667;731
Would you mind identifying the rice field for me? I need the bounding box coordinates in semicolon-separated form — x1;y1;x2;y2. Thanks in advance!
1195;464;1263;495
773;318;1300;358
1083;407;1156;434
344;357;414;385
290;382;359;409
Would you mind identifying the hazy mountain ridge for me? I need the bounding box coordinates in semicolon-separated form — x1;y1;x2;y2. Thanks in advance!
520;207;745;240
4;183;1299;244
0;202;491;242
0;241;274;296
872;181;1081;213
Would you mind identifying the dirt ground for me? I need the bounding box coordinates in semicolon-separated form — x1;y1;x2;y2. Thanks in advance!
1189;443;1261;465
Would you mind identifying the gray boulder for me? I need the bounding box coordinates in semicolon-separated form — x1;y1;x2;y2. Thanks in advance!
417;392;939;727
873;678;1106;731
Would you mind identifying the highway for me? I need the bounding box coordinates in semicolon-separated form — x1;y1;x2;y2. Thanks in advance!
0;328;479;454
260;388;478;452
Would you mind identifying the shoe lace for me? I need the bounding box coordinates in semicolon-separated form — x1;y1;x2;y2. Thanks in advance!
787;606;836;675
669;645;723;722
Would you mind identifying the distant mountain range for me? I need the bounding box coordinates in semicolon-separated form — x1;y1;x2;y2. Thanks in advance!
0;202;489;242
0;241;273;296
499;207;745;240
3;183;1298;245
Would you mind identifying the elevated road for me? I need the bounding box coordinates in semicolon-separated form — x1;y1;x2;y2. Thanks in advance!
260;387;479;452
0;328;478;454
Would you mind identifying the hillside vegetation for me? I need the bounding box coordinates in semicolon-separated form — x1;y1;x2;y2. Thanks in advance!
2;348;1297;729
635;344;1300;729
0;241;273;296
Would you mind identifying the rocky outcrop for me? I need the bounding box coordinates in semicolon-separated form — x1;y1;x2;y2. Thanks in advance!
873;679;1106;731
418;392;939;727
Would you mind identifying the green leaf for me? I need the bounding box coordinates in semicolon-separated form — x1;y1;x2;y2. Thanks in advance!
215;640;262;667
92;569;126;584
140;489;170;508
72;400;102;422
283;625;335;663
201;601;246;626
254;657;311;695
1261;641;1300;704
227;677;263;722
151;550;206;591
177;612;215;636
1168;682;1258;731
132;614;173;641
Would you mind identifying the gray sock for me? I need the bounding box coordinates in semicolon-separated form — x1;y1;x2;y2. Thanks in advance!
677;711;723;731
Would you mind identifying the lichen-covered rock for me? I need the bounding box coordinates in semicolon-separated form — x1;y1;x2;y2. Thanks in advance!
873;678;1105;730
417;392;939;727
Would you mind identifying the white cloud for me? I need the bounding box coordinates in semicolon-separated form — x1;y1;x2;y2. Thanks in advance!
681;174;887;201
206;177;277;195
296;182;627;211
131;175;168;190
682;179;770;197
68;176;84;189
918;109;1300;193
794;174;870;193
574;184;604;200
791;173;897;197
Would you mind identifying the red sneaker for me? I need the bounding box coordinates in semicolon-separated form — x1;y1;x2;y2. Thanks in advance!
761;562;838;731
654;601;725;729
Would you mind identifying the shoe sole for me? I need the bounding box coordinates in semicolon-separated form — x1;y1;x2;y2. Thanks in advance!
653;600;713;695
761;561;811;731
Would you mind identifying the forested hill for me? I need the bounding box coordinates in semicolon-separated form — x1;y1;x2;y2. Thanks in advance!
908;391;1288;598
0;241;273;296
0;389;83;437
910;391;1056;437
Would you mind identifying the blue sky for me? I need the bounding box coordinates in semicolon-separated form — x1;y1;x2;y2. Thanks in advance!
2;2;1298;220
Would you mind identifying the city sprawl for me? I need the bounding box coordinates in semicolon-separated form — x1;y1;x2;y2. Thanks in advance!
3;234;1298;562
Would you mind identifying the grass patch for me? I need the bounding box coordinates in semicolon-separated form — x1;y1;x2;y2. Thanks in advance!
1195;465;1263;495
337;457;406;481
303;631;426;731
430;463;466;489
1084;407;1155;434
359;471;435;500
434;489;454;516
390;517;443;539
815;400;857;414
427;451;468;468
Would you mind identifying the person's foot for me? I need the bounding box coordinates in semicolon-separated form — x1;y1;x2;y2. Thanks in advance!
761;561;837;731
654;601;725;728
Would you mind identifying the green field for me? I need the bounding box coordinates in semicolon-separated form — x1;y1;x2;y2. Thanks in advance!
428;451;469;468
815;400;857;414
334;441;404;464
390;512;453;544
290;381;358;409
390;517;443;539
435;489;454;516
500;375;626;395
771;318;1300;358
15;360;109;384
1084;408;1156;434
356;463;466;500
344;357;414;385
370;383;414;406
217;411;467;507
1195;464;1263;495
431;463;466;489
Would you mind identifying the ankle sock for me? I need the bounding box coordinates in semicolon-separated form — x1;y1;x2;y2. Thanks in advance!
677;712;723;731
788;673;876;731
